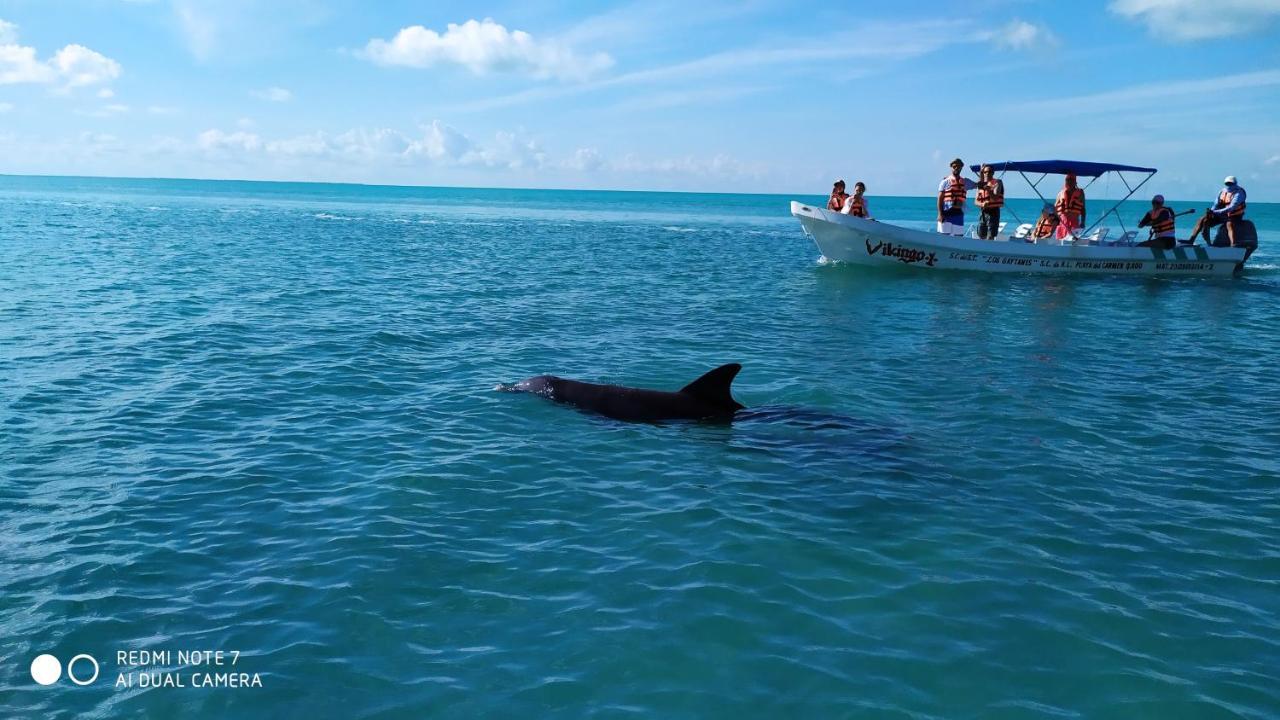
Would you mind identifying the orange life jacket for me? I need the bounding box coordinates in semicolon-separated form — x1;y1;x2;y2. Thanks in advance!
1034;215;1057;238
1149;207;1175;236
846;195;867;217
1218;188;1246;218
828;192;848;211
1056;186;1084;219
942;175;967;211
976;179;1003;209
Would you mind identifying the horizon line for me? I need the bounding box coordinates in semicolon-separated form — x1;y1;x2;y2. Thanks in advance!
0;172;1262;205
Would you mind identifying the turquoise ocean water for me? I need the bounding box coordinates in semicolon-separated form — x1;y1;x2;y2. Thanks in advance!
2;176;1278;718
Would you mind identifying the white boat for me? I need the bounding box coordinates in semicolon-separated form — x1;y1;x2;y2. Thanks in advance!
793;160;1254;277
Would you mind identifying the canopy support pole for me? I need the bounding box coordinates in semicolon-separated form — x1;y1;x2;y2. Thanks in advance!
1082;170;1155;239
996;170;1026;228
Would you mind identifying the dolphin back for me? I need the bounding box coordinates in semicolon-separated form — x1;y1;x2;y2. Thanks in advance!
502;364;745;422
679;363;745;412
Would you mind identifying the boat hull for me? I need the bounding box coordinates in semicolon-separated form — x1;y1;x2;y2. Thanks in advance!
791;201;1247;276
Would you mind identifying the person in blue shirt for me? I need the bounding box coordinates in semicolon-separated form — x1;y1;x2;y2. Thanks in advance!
936;158;979;236
1185;176;1247;246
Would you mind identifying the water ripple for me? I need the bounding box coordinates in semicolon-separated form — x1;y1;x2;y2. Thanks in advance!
1;182;1278;718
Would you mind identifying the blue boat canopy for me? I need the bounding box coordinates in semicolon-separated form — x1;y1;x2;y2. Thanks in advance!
970;160;1157;177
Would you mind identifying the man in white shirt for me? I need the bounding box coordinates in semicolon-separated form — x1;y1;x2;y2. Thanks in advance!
936;158;978;236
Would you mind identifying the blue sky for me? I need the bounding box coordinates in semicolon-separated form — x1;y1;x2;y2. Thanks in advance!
0;0;1278;199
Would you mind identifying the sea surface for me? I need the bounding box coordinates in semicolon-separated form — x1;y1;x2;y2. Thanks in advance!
2;176;1278;719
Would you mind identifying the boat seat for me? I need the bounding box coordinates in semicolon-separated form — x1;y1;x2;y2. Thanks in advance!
1111;230;1138;246
1072;227;1109;246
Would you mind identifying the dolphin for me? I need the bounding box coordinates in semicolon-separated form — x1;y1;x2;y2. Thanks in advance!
501;363;745;422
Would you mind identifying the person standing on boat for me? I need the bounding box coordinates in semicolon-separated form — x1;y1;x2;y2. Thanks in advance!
1054;172;1086;239
1137;194;1177;249
975;165;1004;240
937;158;978;236
1185;176;1247;246
827;180;848;212
842;182;872;219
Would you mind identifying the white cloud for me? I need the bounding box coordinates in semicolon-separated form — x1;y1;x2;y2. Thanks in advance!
608;85;768;113
50;44;122;88
1109;0;1280;40
362;18;614;82
1265;155;1280;166
0;101;12;113
463;129;546;169
443;19;970;113
337;128;413;158
2;122;771;190
265;131;332;157
406;121;470;161
614;152;763;181
175;1;217;61
78;131;120;149
564;147;604;172
0;43;53;84
1018;68;1280;114
251;86;292;102
0;18;17;45
147;135;185;155
217;126;415;162
189;121;550;171
98;87;114;98
990;19;1060;50
0;21;120;89
171;0;332;62
197;128;262;153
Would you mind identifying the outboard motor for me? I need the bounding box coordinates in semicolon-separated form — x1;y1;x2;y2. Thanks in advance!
1213;220;1258;267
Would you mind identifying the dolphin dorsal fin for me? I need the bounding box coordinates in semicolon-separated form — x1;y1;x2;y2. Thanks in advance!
679;363;744;409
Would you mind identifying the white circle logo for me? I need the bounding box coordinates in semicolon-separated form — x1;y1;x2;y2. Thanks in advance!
67;654;100;685
30;654;62;685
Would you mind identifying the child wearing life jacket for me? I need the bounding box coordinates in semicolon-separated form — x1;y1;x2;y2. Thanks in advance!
1033;206;1059;240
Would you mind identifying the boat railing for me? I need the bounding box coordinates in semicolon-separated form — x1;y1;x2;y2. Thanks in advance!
971;225;1148;247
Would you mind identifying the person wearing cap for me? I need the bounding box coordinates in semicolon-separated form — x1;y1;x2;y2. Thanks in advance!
974;164;1004;240
1137;195;1177;249
827;180;849;212
1054;172;1086;240
937;158;979;236
1186;176;1247;246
